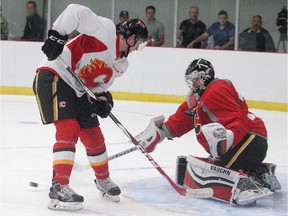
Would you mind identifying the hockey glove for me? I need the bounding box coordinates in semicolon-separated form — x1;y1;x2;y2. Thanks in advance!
135;115;166;153
201;123;234;158
41;29;68;61
93;91;113;118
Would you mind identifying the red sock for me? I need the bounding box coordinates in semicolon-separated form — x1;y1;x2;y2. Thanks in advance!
80;127;109;179
53;119;80;184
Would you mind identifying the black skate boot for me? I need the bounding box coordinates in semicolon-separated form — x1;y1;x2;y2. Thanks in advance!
248;163;281;192
48;181;84;211
94;177;121;202
232;176;273;206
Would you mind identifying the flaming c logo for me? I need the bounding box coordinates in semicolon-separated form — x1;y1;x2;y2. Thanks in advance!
79;59;113;87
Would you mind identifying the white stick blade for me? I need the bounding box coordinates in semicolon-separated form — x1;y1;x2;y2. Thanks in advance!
185;188;213;198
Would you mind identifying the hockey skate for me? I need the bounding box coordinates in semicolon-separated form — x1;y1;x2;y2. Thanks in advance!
232;176;273;205
94;177;121;202
48;182;84;211
248;163;281;192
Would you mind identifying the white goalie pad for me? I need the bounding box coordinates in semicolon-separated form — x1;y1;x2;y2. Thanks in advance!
184;155;274;205
135;115;166;153
185;155;241;189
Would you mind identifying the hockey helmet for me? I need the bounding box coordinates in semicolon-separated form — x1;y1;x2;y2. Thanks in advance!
119;19;148;44
185;58;215;93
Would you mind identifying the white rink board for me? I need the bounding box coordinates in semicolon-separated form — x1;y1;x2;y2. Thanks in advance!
0;41;287;103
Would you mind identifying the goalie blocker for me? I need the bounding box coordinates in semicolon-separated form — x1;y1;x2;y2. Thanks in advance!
175;155;281;205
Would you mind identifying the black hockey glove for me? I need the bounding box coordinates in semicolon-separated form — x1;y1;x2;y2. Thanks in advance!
41;29;68;61
93;91;114;118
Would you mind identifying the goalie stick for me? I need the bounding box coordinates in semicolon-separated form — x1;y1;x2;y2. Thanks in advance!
108;112;213;198
58;56;213;198
73;146;138;172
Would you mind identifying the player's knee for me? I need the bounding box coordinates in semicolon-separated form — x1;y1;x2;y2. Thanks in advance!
54;119;80;144
80;126;105;149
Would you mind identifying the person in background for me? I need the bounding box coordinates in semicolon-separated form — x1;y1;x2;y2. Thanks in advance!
0;5;8;40
116;10;129;34
17;1;43;41
188;10;235;50
145;5;164;46
177;6;206;48
239;15;276;52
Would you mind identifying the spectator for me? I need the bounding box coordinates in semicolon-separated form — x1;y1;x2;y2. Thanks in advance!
116;10;129;34
145;5;164;46
0;5;8;40
239;15;276;52
177;6;206;48
18;1;43;41
188;10;235;50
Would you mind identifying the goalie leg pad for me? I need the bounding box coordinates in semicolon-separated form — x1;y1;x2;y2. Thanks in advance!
184;155;240;203
183;155;274;205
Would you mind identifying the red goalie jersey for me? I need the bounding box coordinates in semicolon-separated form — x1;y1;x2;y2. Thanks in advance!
164;79;267;153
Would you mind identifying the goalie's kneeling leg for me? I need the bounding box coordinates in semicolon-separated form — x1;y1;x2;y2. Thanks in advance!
182;155;273;205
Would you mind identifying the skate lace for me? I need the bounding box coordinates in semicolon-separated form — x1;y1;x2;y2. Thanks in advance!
99;178;116;190
56;184;77;199
237;177;262;191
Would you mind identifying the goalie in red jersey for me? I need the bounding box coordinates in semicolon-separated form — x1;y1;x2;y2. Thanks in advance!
135;58;281;205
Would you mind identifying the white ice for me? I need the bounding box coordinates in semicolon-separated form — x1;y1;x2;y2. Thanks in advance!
0;95;287;216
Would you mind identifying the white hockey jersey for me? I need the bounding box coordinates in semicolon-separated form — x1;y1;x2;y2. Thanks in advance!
37;4;128;97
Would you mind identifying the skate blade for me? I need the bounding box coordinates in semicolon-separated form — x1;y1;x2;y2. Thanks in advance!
48;199;83;211
99;191;120;202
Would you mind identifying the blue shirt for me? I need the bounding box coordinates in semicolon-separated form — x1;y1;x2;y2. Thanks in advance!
207;21;235;47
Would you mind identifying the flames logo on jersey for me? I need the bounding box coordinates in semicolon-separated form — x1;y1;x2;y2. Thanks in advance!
79;59;113;87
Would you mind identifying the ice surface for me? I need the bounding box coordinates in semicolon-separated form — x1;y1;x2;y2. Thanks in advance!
0;95;287;216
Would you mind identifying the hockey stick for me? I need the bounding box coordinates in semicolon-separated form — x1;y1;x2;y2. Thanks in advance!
108;112;213;198
57;56;97;100
57;57;212;198
73;146;138;172
108;146;138;161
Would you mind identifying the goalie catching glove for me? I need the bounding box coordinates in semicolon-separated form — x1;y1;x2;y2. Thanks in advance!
201;123;234;158
135;115;169;153
92;91;114;118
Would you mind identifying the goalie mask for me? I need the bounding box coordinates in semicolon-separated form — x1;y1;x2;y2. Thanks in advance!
185;58;215;93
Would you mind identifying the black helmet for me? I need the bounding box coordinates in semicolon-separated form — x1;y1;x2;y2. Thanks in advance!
185;58;215;93
119;19;148;43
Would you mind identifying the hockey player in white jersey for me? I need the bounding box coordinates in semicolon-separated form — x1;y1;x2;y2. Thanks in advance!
32;4;148;211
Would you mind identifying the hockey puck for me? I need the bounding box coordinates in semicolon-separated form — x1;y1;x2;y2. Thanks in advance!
29;182;39;187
